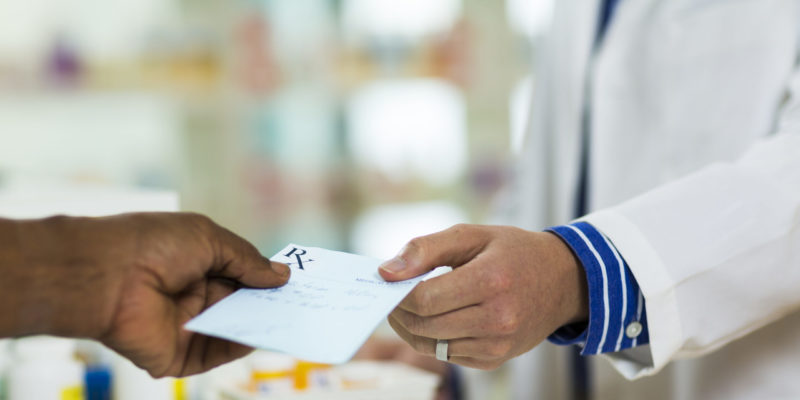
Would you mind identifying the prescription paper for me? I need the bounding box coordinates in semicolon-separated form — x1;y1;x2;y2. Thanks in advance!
185;244;438;364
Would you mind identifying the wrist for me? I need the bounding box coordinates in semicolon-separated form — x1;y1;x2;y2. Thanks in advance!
1;216;121;339
543;232;589;327
0;218;24;337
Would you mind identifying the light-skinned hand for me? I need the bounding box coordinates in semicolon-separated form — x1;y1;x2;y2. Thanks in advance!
378;224;588;370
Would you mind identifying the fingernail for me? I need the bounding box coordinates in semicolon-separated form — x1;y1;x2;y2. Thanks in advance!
379;257;407;274
271;261;290;276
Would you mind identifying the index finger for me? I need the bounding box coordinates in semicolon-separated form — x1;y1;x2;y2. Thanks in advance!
399;260;493;316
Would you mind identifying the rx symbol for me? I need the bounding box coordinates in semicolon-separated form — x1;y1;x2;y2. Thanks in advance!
284;247;314;270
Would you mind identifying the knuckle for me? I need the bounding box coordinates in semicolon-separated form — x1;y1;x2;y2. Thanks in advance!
495;310;520;335
184;212;214;230
486;272;512;292
404;289;424;313
404;314;428;336
407;287;435;316
416;292;436;317
448;223;480;239
449;223;470;234
404;237;429;259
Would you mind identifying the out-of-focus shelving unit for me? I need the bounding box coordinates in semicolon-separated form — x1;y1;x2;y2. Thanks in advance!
0;0;550;257
0;1;553;398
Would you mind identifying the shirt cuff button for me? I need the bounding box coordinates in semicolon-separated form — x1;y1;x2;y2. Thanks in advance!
625;322;643;339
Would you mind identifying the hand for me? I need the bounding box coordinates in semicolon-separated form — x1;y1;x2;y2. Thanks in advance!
378;224;588;370
1;213;289;377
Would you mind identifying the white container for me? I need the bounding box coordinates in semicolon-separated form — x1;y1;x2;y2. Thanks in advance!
215;361;440;400
8;336;84;400
112;352;185;400
0;340;10;400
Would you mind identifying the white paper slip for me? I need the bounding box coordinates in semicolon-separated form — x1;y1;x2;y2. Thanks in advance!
185;244;443;365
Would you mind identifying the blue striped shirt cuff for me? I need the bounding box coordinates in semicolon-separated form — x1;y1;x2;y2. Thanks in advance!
546;222;649;355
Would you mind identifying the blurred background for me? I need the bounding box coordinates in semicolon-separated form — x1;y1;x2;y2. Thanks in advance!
0;0;554;398
0;0;555;256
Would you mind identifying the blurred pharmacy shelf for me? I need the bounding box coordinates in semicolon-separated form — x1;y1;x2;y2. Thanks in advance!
0;2;552;398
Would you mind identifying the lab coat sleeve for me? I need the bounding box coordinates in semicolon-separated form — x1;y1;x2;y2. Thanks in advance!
582;98;800;378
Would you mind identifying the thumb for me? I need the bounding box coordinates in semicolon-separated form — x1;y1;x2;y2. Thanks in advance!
210;224;290;288
378;224;488;281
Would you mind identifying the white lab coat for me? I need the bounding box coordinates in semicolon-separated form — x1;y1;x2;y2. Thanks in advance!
504;0;800;399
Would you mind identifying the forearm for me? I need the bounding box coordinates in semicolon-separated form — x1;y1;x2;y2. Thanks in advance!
0;216;120;339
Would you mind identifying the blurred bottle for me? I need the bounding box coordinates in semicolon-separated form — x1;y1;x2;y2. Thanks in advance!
234;11;279;95
76;341;113;400
46;33;84;89
248;352;295;395
8;337;84;400
0;340;8;400
112;355;187;400
432;18;473;88
293;360;332;391
84;365;111;400
333;362;380;391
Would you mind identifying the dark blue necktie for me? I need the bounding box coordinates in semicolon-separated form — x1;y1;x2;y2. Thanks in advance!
598;0;621;40
575;0;620;219
572;2;622;400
